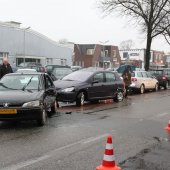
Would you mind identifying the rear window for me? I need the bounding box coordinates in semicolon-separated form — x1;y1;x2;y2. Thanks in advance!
150;70;163;75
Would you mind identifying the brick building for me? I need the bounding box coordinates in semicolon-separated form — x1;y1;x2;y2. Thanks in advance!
73;44;121;69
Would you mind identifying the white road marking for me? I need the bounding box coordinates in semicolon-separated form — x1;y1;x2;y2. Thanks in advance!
1;155;50;170
1;132;116;170
156;112;169;117
82;134;108;144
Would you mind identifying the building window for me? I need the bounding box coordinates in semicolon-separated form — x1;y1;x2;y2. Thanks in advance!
86;49;94;55
113;50;116;58
123;52;129;58
105;50;109;57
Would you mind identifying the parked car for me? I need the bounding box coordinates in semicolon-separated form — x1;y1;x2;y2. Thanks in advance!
129;71;159;94
45;65;70;75
18;62;42;68
54;69;125;106
149;68;170;89
28;66;46;73
51;67;72;80
16;68;37;73
0;73;57;126
71;66;82;72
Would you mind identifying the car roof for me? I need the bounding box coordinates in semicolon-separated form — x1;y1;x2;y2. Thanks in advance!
149;68;170;71
76;68;118;74
5;72;46;76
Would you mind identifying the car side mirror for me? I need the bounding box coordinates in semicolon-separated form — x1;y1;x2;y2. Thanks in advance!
45;87;56;95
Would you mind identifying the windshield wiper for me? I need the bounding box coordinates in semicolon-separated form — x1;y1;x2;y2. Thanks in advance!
0;82;19;90
22;76;33;91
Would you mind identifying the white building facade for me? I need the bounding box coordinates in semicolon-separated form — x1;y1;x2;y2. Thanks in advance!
0;21;73;67
119;49;154;69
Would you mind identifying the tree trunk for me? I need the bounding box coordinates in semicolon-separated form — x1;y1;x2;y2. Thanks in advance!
145;32;152;71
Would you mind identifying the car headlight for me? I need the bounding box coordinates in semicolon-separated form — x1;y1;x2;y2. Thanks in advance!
61;87;75;92
22;100;40;107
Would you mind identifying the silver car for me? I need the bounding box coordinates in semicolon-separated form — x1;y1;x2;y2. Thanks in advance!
130;71;159;94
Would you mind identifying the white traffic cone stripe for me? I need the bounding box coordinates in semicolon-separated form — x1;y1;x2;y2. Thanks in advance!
169;120;170;124
106;143;113;150
103;154;115;161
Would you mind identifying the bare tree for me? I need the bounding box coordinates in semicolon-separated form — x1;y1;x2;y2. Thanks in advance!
119;39;135;50
99;0;170;70
162;17;170;45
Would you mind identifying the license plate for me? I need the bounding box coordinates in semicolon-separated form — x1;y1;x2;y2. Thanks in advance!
0;109;17;114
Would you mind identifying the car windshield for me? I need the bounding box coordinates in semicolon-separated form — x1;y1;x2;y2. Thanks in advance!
62;71;93;82
52;68;72;79
0;74;41;91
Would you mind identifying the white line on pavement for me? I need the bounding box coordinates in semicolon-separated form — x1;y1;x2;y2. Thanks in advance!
156;112;169;117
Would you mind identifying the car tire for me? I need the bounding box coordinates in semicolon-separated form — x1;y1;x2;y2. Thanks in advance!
37;108;47;126
164;81;169;90
76;92;85;106
154;83;159;92
113;91;124;102
140;84;145;94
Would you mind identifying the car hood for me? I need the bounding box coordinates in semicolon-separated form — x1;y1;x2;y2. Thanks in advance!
0;90;43;105
54;80;84;90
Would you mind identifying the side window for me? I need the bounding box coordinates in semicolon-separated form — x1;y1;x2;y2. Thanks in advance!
168;70;170;75
164;70;168;75
93;73;104;83
146;72;151;78
141;72;147;78
105;72;116;82
45;75;53;88
137;72;142;77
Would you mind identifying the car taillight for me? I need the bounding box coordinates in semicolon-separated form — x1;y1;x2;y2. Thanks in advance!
131;77;137;81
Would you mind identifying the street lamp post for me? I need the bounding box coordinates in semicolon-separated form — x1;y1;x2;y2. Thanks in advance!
23;26;30;66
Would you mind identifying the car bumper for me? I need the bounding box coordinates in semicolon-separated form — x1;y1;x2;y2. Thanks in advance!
129;83;140;90
57;92;77;103
0;107;42;121
158;80;166;87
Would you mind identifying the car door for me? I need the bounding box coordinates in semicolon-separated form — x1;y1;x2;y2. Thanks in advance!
104;72;117;97
141;71;150;89
87;72;105;100
146;72;155;88
44;74;56;109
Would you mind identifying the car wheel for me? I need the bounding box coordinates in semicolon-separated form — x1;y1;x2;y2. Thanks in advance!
37;108;47;126
164;81;169;90
140;84;145;94
76;92;85;106
113;91;124;102
154;83;159;92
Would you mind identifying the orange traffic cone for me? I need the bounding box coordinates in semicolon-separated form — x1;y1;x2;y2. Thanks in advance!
96;135;121;170
165;120;170;131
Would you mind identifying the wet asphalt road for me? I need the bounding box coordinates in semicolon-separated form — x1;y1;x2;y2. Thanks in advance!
0;90;170;170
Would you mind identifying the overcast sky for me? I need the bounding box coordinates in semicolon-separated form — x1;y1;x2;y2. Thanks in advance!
0;0;169;52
